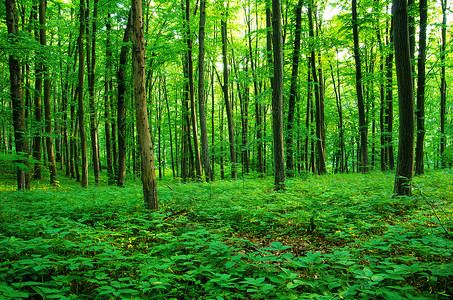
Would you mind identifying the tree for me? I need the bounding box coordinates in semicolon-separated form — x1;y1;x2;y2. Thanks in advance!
86;0;100;184
117;11;132;187
131;0;158;209
352;0;369;173
415;0;428;175
77;0;89;187
40;0;58;186
6;0;30;190
308;0;326;174
221;3;237;179
285;0;303;177
198;0;213;182
440;0;447;167
271;0;286;189
184;0;203;181
393;0;415;196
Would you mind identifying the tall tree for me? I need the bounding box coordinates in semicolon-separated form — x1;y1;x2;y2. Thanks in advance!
440;0;447;167
221;3;237;179
352;0;369;173
198;0;213;182
415;0;428;175
104;12;114;184
86;0;100;184
77;0;88;187
285;0;303;177
131;0;158;209
6;0;30;190
308;0;326;174
32;5;42;180
40;0;58;186
393;0;415;196
185;0;203;181
272;0;286;189
117;11;132;187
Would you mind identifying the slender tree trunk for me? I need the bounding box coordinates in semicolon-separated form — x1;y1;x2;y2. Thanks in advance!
221;10;237;179
415;0;427;175
39;0;58;185
393;0;415;196
271;0;286;189
32;5;42;180
352;0;369;173
198;0;213;182
440;0;447;167
117;11;132;187
308;1;326;174
285;0;303;177
77;0;88;187
131;0;158;210
247;9;263;175
6;0;30;190
104;13;114;184
164;83;176;178
184;0;203;181
86;0;100;184
386;19;395;170
305;57;311;172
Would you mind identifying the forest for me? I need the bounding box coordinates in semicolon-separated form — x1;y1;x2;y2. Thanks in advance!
1;0;453;298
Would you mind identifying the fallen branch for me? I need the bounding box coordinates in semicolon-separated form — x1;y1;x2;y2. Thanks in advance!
163;208;187;221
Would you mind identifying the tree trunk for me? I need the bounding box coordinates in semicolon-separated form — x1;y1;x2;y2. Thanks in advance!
6;0;30;190
164;83;176;178
32;5;42;180
86;0;100;184
185;0;203;181
385;19;395;170
247;9;263;175
117;11;132;187
131;0;158;210
308;1;326;174
392;0;415;196
198;0;213;182
440;0;447;167
285;0;303;177
352;0;369;173
415;0;427;175
77;0;88;187
39;0;58;185
104;12;114;184
271;0;286;189
221;11;237;179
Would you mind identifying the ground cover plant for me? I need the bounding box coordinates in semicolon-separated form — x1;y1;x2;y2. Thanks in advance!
0;170;452;299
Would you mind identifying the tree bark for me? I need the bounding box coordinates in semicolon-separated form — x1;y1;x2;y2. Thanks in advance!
285;0;303;177
117;11;132;187
308;1;326;174
271;0;286;189
185;0;203;181
32;5;42;180
440;0;447;167
392;0;415;196
221;9;237;179
6;0;30;190
415;0;427;175
77;0;88;187
86;0;100;184
198;0;213;182
39;0;58;185
104;12;114;184
131;0;158;210
352;0;369;173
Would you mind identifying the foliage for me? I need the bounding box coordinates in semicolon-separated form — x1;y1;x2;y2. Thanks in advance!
0;170;452;299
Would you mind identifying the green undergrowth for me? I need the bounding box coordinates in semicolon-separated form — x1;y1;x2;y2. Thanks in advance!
0;170;452;299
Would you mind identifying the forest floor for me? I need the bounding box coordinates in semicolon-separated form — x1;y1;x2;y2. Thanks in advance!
0;169;452;299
